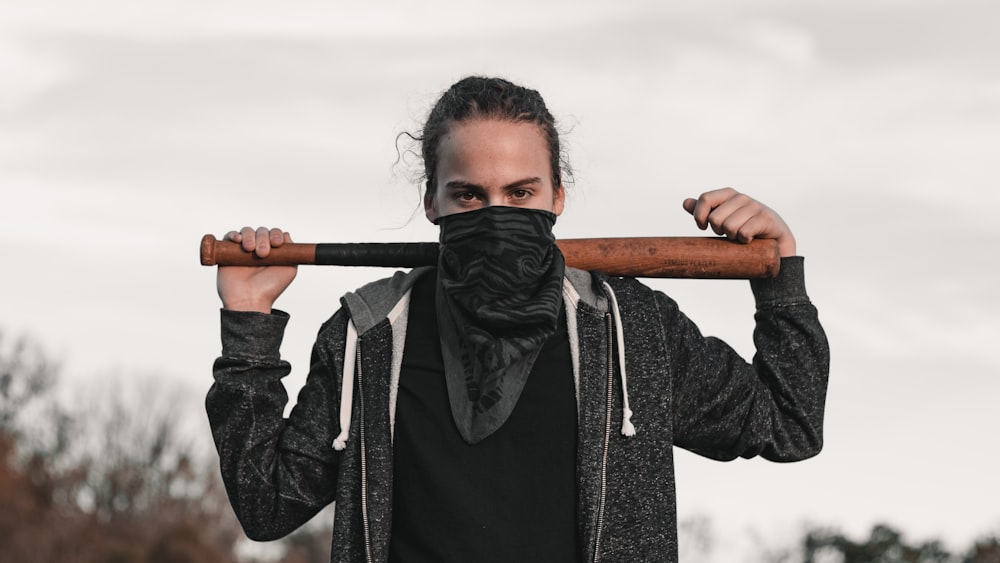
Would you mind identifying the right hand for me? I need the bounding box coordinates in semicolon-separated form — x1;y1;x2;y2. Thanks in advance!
216;227;297;313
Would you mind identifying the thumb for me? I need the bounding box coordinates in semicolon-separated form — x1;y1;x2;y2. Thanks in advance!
682;198;697;214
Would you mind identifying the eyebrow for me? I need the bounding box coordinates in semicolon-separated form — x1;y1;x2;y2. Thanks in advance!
443;177;543;191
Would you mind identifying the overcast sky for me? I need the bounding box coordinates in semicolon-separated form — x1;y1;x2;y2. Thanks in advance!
2;0;998;558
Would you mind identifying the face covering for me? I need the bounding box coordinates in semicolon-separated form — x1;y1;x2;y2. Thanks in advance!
434;206;566;444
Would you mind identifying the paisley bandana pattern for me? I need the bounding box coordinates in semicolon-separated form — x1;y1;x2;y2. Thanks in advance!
435;206;565;444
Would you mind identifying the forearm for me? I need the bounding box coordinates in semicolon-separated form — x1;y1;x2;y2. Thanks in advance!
206;309;340;540
747;256;830;460
670;256;830;461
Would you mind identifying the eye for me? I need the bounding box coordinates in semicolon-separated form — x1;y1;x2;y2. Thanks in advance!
456;191;477;201
511;189;531;200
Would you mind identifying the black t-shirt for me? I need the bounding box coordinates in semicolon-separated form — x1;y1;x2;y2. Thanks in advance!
388;271;580;563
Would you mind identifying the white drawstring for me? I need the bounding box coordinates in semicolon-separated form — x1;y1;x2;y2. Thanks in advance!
332;319;358;451
602;282;636;437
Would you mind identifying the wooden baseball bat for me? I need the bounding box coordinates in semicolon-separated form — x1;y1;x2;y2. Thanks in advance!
200;234;780;279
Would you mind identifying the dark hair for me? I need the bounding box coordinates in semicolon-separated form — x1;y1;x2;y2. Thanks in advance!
418;76;570;196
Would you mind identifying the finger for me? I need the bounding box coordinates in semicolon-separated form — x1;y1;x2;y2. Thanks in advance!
734;214;773;244
681;198;707;231
239;226;257;252
706;192;757;236
690;197;713;230
283;231;293;244
688;188;738;230
698;187;738;210
716;197;763;239
223;230;242;243
269;228;286;247
682;198;697;215
255;226;271;258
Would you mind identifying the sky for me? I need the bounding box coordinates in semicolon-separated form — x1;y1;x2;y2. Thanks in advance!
2;0;998;558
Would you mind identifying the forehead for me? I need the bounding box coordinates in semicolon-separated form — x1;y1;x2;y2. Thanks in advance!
436;119;552;185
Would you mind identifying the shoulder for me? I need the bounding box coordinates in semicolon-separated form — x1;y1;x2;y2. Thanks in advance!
339;267;434;334
563;267;670;309
602;275;665;311
313;267;434;346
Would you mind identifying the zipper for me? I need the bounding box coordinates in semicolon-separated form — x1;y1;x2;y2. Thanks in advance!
592;312;615;563
356;344;374;563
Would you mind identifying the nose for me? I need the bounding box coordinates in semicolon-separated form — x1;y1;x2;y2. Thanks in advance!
483;194;505;208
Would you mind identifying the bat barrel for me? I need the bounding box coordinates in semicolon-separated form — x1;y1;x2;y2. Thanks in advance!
556;237;780;279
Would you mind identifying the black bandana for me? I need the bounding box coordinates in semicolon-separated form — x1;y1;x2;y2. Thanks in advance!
434;206;566;444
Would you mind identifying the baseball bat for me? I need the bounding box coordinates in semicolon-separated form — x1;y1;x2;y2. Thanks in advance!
200;234;780;279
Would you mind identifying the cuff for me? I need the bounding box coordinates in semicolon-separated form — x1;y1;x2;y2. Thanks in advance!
750;256;811;307
220;308;290;359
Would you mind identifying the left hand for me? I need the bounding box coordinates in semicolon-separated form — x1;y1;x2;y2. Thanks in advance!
683;188;797;257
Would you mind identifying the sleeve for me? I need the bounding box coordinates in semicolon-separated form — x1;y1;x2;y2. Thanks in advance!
666;256;830;462
205;307;346;541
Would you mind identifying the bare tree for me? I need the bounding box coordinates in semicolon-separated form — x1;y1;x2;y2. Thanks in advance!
0;330;245;562
0;330;60;436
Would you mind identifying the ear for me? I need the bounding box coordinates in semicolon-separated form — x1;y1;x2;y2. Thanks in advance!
552;184;566;217
424;190;439;223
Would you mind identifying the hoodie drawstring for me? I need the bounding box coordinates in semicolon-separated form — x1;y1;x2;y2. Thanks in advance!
333;292;410;451
602;282;636;437
332;319;358;451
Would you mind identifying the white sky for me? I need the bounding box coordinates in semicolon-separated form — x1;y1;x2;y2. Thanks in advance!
2;0;998;558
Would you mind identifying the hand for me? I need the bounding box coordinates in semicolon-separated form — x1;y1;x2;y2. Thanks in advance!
216;227;297;313
683;188;797;257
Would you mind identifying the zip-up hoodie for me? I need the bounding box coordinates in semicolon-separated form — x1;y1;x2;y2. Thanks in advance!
207;257;829;563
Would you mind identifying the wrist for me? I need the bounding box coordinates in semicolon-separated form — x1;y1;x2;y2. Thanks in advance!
221;297;274;314
777;233;797;257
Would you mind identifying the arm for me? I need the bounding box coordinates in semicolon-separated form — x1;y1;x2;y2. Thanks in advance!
666;257;829;461
206;308;345;540
669;190;828;460
207;224;344;540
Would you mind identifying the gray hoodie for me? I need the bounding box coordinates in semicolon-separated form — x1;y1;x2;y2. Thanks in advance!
207;257;829;562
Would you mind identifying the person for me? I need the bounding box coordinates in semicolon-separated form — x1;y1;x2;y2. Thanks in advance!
206;76;829;563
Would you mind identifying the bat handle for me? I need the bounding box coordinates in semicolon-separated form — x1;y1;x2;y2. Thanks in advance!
200;234;318;266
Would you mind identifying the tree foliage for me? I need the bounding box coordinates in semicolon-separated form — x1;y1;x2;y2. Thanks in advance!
801;524;1000;563
0;331;331;562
